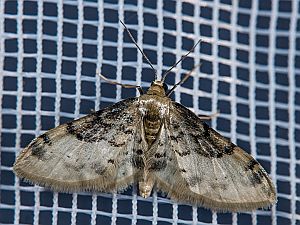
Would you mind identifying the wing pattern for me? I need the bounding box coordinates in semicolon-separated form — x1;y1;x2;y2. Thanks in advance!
14;98;142;192
14;93;276;211
153;102;276;211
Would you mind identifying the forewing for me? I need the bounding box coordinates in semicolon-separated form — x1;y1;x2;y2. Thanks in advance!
154;102;276;212
14;98;142;193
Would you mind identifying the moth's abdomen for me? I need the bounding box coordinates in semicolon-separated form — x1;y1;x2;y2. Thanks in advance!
143;114;161;146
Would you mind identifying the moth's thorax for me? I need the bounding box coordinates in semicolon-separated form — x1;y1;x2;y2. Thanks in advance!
138;94;170;146
146;80;166;97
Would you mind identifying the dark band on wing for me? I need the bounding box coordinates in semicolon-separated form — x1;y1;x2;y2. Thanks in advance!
247;159;259;171
132;156;144;169
66;98;137;143
148;159;167;171
30;134;52;160
41;133;52;145
172;102;238;158
31;143;46;160
224;143;235;155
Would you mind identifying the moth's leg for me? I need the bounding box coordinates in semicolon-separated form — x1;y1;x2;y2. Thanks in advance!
137;87;144;95
97;73;143;94
198;111;219;120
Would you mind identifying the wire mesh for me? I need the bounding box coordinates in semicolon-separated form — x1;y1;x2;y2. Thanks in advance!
0;0;299;224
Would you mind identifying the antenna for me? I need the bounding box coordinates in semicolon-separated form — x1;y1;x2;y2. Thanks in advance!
161;39;202;82
120;20;158;79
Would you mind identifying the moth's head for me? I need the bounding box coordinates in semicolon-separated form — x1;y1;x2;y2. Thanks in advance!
146;80;168;96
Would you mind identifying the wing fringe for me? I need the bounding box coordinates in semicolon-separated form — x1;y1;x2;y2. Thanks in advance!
156;179;276;212
13;164;135;193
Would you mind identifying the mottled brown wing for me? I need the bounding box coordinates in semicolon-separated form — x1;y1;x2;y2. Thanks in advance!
154;102;276;212
13;98;143;193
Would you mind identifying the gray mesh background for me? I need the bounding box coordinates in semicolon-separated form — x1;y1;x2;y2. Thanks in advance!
0;0;299;225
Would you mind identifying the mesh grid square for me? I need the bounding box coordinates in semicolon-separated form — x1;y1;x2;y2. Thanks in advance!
0;0;298;224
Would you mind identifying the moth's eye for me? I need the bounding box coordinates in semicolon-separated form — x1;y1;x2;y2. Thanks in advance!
163;83;168;92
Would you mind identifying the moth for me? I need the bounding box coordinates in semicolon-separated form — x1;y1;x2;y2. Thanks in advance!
13;22;276;212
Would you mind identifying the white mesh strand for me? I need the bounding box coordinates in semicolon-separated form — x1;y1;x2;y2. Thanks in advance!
0;0;299;225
